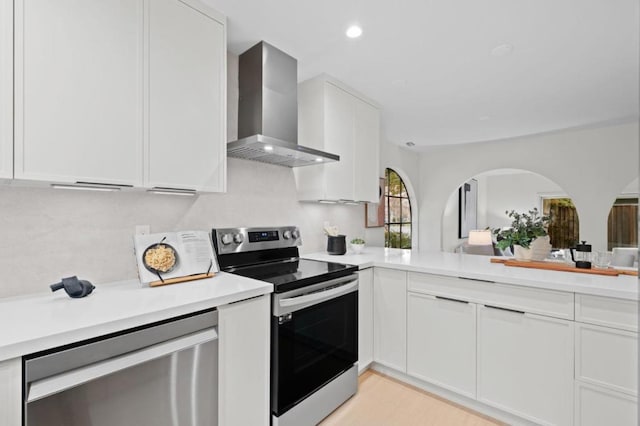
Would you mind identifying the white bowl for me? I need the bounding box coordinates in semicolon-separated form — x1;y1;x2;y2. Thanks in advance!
350;243;365;254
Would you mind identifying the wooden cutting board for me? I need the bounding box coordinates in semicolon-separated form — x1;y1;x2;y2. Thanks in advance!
490;258;635;276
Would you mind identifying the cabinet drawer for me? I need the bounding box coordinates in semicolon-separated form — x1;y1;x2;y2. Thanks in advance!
576;322;637;395
575;294;637;331
408;272;574;320
575;381;637;426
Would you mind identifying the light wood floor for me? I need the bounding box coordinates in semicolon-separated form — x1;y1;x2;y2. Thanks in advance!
319;370;505;426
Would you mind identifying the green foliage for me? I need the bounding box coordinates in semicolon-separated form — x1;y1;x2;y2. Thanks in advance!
493;208;552;250
386;169;403;196
351;237;365;244
385;231;412;249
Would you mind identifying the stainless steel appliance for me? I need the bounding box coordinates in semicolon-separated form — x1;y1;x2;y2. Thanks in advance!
212;226;358;426
226;42;340;167
24;310;218;426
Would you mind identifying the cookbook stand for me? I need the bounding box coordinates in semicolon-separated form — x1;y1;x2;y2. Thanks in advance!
134;231;220;287
148;272;215;287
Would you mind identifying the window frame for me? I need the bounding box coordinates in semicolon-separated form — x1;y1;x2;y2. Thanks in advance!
384;168;412;249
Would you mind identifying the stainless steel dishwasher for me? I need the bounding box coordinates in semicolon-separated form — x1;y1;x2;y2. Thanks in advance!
23;309;218;426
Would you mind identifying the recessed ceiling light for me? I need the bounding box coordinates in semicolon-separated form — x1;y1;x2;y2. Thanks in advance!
315;158;323;162
264;145;274;151
405;141;415;147
491;44;514;57
346;25;363;39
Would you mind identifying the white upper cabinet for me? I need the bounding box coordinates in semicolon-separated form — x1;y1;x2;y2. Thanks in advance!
0;0;12;179
12;0;226;191
14;0;144;186
146;0;226;192
295;75;380;203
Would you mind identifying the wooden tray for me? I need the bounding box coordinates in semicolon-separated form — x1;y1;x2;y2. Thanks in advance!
149;272;215;287
490;258;636;276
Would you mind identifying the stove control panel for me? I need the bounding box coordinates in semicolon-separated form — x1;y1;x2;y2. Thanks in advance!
212;226;302;255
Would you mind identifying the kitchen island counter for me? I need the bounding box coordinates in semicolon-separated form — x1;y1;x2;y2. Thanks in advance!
302;247;638;301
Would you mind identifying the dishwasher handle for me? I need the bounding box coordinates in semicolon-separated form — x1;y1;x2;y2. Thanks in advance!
27;328;218;403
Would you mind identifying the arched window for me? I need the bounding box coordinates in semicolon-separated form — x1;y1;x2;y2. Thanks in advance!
385;168;412;248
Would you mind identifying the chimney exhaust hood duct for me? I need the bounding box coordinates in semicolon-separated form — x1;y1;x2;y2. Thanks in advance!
227;42;339;167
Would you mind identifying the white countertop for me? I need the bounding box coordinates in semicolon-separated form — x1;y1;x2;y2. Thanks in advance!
0;273;272;362
302;247;638;301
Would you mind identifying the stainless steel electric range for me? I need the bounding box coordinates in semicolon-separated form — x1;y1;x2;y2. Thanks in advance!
212;226;358;426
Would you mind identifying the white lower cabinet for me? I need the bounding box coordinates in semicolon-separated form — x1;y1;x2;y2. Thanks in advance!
373;268;407;372
407;292;476;398
358;268;374;372
575;381;637;426
218;295;270;426
477;304;573;426
573;322;638;426
0;358;21;426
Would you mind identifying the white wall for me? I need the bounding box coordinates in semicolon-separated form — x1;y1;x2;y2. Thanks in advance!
0;160;366;298
419;122;639;252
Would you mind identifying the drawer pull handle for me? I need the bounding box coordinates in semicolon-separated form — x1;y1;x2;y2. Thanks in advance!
485;304;525;315
457;276;495;284
435;296;469;304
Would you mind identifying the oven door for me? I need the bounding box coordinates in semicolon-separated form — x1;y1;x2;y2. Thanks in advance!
272;274;358;416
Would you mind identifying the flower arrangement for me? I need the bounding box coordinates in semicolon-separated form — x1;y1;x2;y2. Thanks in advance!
493;208;551;250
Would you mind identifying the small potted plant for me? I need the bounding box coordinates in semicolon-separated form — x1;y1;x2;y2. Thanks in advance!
493;208;552;261
350;237;366;254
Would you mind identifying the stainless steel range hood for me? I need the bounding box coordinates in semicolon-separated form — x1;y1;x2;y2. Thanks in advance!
227;42;339;167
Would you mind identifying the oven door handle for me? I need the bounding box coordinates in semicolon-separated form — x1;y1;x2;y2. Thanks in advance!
279;279;358;309
26;328;218;403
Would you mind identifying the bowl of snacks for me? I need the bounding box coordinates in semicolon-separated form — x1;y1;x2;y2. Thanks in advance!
143;241;178;278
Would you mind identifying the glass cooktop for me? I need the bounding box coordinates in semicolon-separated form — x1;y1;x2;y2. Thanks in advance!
226;258;357;293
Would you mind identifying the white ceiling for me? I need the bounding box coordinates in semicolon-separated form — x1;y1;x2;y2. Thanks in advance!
205;0;639;148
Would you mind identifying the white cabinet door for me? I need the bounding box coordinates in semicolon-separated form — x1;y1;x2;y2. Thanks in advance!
0;358;21;426
14;0;143;185
358;268;374;372
218;295;270;426
477;304;573;426
296;76;380;203
575;381;637;426
373;268;407;372
407;293;476;398
0;0;12;179
353;97;380;203
147;0;226;192
575;322;637;395
323;82;354;201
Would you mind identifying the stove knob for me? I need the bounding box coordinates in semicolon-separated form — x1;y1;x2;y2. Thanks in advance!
233;233;244;244
283;230;292;240
221;233;233;245
292;229;300;239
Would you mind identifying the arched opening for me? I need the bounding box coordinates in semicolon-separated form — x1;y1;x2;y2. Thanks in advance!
384;168;413;248
441;169;579;253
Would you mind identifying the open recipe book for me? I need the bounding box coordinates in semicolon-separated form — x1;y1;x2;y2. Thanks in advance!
133;230;219;285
